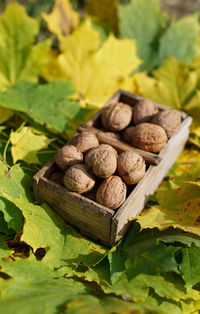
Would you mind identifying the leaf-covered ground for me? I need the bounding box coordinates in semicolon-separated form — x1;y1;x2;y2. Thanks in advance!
0;1;200;313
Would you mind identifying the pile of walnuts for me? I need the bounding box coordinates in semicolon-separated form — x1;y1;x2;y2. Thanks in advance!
51;99;182;210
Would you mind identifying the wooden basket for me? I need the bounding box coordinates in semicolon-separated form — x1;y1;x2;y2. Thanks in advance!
33;90;192;247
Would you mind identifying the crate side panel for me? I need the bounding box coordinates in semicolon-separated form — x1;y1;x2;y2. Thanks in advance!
37;178;112;244
111;116;192;245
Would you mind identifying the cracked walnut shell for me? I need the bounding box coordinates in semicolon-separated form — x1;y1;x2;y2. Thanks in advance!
64;164;95;194
117;151;146;185
96;176;127;209
101;102;132;131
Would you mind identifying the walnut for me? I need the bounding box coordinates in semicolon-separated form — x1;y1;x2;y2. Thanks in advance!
64;164;95;194
117;151;146;185
50;172;64;186
133;99;158;125
69;131;99;153
151;109;182;138
101;102;132;131
54;145;83;170
122;126;135;143
85;144;117;178
96;176;127;209
129;123;168;153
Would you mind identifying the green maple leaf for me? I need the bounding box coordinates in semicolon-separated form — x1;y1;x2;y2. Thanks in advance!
0;257;88;314
118;0;168;71
0;234;12;259
2;194;107;269
108;224;178;284
0;161;32;232
119;0;199;71
158;15;199;66
179;245;200;290
0;80;89;132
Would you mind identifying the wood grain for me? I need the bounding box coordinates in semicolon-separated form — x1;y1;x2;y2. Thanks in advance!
34;172;114;244
110;116;192;245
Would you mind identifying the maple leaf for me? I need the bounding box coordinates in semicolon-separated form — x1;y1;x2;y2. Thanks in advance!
0;161;32;232
43;19;140;107
119;0;199;71
10;127;53;164
0;80;88;132
54;21;140;107
135;162;200;236
135;57;200;140
42;19;100;82
79;225;200;312
118;0;168;71
179;245;200;290
86;0;118;34
42;0;80;39
135;57;197;109
2;194;107;269
0;2;51;90
158;15;199;66
0;235;12;259
0;107;13;124
0;257;89;314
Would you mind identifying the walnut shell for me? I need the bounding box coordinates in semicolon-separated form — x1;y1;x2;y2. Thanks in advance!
54;145;83;170
151;109;182;138
96;176;127;209
122;126;135;143
85;144;117;178
64;164;95;194
133;99;159;125
69;131;99;153
129;123;168;153
101;102;132;132
117;151;146;185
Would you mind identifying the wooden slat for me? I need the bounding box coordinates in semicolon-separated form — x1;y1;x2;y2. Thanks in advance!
36;177;114;244
110;116;192;245
78;124;161;165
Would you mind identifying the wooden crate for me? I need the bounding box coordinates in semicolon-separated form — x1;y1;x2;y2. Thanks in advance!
33;90;192;247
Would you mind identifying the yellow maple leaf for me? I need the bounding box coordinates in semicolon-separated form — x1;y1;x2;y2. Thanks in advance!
42;50;65;82
10;127;53;164
135;56;200;140
86;0;118;34
0;2;52;89
0;107;13;124
56;21;140;107
42;0;80;40
135;200;200;236
135;57;197;110
43;19;100;83
134;162;200;236
175;149;200;176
